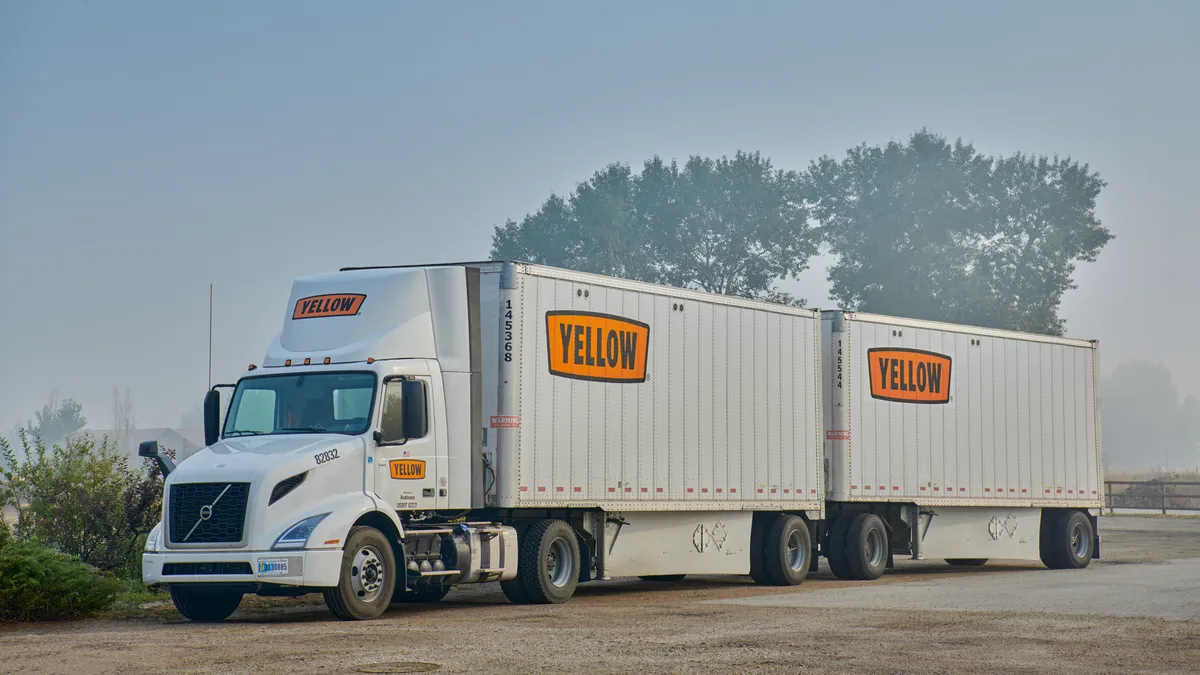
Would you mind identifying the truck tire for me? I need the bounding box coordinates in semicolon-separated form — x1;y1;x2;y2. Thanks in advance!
946;559;988;567
323;526;396;621
826;515;854;580
1044;510;1094;570
168;585;243;622
1039;510;1062;568
393;583;451;603
638;575;687;582
761;515;811;586
845;513;888;581
511;519;580;604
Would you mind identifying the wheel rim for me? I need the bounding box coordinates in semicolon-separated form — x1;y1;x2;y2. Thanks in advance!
1071;522;1089;559
865;528;885;568
351;544;386;603
546;536;575;588
786;529;807;571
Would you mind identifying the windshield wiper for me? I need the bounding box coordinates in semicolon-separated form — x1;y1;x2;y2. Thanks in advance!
277;426;329;433
225;430;265;437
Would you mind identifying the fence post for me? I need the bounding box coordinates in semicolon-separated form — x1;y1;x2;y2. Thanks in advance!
1162;482;1168;515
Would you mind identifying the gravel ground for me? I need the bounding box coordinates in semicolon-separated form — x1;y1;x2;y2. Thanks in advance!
3;515;1200;675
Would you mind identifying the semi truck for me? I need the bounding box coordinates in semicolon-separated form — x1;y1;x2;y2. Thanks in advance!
140;261;1102;621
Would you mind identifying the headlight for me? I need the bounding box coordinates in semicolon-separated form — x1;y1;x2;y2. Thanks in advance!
144;522;163;552
273;513;331;550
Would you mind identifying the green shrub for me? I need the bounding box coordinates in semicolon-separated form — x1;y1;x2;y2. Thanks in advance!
0;430;168;578
0;540;120;621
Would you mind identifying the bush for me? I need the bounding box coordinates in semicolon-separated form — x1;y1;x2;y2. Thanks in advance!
0;540;120;621
0;430;169;578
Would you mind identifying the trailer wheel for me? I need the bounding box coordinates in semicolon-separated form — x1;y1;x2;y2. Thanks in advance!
760;515;811;586
168;585;243;622
323;526;396;621
393;583;451;603
845;513;888;580
945;559;988;567
1044;510;1094;570
511;519;580;604
638;575;687;582
749;515;770;584
826;515;854;580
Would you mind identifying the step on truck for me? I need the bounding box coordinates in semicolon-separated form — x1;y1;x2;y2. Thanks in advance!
141;261;826;621
820;310;1103;579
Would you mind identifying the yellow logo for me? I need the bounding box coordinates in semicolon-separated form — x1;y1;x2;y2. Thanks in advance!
546;312;649;383
868;348;952;404
389;459;426;480
292;294;366;320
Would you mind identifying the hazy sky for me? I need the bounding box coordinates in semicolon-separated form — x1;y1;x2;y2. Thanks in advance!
2;1;1198;432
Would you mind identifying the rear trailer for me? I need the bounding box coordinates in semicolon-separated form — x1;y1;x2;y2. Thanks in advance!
820;311;1104;579
486;263;825;591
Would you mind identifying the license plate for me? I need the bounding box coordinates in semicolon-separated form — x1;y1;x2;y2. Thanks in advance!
258;558;289;576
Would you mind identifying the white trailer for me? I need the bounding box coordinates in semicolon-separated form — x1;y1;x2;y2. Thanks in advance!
820;310;1103;579
141;262;825;621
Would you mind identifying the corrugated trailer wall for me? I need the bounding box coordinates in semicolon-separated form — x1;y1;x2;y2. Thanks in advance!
492;265;824;511
823;311;1103;508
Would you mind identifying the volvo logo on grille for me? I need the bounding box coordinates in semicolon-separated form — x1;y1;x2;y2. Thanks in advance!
184;484;232;542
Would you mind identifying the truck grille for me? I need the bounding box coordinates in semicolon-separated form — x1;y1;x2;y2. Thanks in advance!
162;562;253;575
168;482;251;545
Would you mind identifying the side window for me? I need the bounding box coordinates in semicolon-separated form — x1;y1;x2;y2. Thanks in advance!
230;389;276;433
378;379;429;444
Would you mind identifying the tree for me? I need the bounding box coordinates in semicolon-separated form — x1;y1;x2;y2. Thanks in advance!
27;393;87;446
1101;362;1200;471
805;129;1113;335
491;152;817;304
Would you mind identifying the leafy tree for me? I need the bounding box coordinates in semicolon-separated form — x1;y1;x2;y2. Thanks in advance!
1102;362;1200;471
805;129;1113;335
0;430;168;578
492;152;817;304
27;393;87;446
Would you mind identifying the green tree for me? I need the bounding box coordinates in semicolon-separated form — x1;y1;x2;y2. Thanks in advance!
805;129;1113;334
491;152;816;304
27;393;87;446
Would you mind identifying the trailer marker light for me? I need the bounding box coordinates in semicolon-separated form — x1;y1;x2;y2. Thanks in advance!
657;487;664;493
809;489;815;494
934;487;940;491
625;487;632;492
759;488;766;493
731;489;738;494
537;487;546;492
519;486;528;492
608;487;616;492
574;487;582;492
893;486;899;491
985;488;991;492
849;486;857;490
687;488;695;493
921;487;928;491
959;488;966;491
641;487;648;493
1010;488;1015;492
555;486;564;492
1022;489;1028;493
716;488;723;493
323;539;340;545
784;489;790;494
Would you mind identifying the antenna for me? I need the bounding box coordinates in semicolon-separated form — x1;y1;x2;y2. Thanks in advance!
208;283;213;391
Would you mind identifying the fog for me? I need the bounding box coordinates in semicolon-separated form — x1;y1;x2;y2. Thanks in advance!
2;2;1198;469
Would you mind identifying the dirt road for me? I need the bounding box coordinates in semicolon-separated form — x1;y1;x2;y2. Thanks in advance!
3;516;1200;675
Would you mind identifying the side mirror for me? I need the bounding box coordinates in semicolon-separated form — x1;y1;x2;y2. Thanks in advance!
203;390;221;447
139;440;176;478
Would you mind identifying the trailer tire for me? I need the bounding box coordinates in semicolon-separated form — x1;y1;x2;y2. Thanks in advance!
845;513;888;581
946;558;988;566
826;515;854;580
512;519;580;604
1045;510;1094;570
393;583;451;603
168;585;243;622
761;515;811;586
323;526;396;621
749;516;770;585
638;575;687;582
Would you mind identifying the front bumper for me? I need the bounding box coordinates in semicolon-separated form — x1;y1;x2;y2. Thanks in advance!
142;548;343;588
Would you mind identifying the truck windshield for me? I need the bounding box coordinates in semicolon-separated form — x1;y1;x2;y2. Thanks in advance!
222;372;376;438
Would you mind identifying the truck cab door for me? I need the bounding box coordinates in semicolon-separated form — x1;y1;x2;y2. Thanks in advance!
375;376;438;511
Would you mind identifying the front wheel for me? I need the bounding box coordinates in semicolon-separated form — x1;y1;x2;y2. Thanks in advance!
323;526;396;620
169;585;243;622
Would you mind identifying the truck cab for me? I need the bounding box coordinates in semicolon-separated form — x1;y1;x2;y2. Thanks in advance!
142;265;516;621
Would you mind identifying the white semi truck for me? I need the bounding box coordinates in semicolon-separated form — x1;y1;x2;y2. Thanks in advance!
140;261;1102;621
